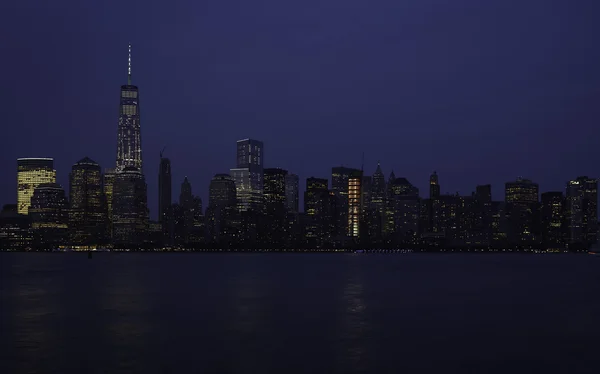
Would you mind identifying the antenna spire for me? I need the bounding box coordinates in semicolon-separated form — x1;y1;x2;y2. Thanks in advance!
127;43;132;85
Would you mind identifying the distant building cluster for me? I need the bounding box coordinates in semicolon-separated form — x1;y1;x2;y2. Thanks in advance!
1;46;598;251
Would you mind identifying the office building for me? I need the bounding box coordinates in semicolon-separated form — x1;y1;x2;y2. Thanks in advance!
348;170;363;238
231;139;263;212
158;152;172;223
112;167;148;247
69;157;107;247
565;176;597;248
103;168;116;237
505;177;539;245
17;158;56;215
541;191;565;250
206;174;238;244
285;173;299;213
29;183;69;248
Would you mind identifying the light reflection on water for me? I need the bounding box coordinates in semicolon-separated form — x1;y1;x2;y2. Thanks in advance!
1;253;600;374
336;257;370;373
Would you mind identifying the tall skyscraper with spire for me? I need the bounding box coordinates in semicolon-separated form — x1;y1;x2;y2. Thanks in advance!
116;43;142;172
112;44;148;246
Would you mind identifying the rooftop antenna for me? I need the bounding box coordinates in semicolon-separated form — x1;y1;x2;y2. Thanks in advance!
160;146;166;159
361;152;365;173
127;43;132;85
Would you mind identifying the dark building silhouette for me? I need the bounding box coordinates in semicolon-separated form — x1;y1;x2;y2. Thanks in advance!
103;168;116;238
369;162;387;242
29;183;69;249
541;191;565;250
304;177;335;246
158;152;172;224
473;184;493;246
505;177;539;246
285;173;299;213
170;177;203;247
69;157;107;247
429;171;440;199
264;168;288;246
112;167;148;247
565;176;597;249
206;174;238;245
0;204;32;251
388;177;420;244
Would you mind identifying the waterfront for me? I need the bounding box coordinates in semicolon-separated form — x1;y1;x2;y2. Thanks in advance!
1;253;599;373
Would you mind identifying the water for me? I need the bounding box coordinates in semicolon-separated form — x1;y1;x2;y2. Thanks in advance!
1;253;599;374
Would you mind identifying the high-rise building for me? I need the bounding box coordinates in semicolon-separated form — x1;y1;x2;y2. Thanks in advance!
231;139;264;212
180;177;193;208
112;44;148;247
388;177;420;242
474;184;493;245
264;168;288;245
332;166;360;238
565;176;597;248
285;174;299;213
369;162;387;241
112;167;148;247
103;168;116;237
348;170;363;238
17;158;56;215
429;171;440;199
505;177;539;246
69;157;107;247
29;183;69;249
304;177;334;245
206;174;238;244
116;44;142;173
0;204;32;251
541;191;564;250
158;152;172;223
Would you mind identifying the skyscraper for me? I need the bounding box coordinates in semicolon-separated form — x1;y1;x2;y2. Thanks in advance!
69;157;107;247
116;44;142;173
158;151;172;223
112;167;148;247
206;174;238;244
103;168;116;237
29;183;69;249
505;177;539;245
541;191;564;250
111;44;148;247
348;170;363;238
230;139;264;212
285;173;299;213
565;176;597;248
17;158;56;215
332;166;360;238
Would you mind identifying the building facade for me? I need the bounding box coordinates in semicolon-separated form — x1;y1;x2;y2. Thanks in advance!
17;158;56;215
69;157;107;247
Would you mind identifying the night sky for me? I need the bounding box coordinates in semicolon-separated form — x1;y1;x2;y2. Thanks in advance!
2;0;599;219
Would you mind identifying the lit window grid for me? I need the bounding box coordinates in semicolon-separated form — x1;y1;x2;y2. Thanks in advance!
17;169;56;215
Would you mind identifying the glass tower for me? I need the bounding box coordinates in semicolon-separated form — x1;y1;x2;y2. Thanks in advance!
17;158;56;215
116;44;142;172
69;157;107;247
230;138;264;212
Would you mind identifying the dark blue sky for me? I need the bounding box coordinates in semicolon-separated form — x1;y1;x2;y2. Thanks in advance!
2;0;599;219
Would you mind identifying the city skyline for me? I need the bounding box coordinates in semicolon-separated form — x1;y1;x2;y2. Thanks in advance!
2;1;600;222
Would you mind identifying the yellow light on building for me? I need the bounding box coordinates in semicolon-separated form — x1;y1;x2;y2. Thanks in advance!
17;158;56;215
348;173;362;238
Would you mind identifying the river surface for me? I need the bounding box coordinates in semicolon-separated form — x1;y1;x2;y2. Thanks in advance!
1;253;599;373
